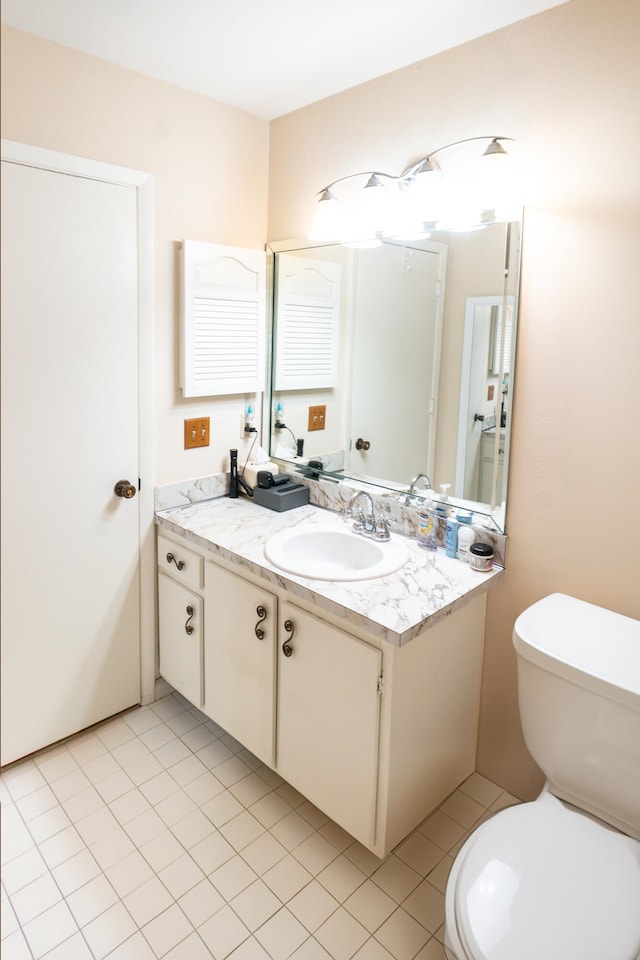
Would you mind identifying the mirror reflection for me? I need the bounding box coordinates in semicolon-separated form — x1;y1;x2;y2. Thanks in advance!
267;218;521;532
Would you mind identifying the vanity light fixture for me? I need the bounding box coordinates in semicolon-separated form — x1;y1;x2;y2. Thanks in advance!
309;135;516;243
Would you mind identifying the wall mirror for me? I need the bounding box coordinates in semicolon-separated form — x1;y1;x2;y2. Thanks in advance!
266;216;521;532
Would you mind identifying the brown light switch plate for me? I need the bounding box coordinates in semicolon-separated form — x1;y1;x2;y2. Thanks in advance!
184;417;210;449
308;405;326;432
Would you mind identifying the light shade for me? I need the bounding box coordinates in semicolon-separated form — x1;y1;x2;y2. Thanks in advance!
309;188;341;241
477;139;517;219
406;161;443;224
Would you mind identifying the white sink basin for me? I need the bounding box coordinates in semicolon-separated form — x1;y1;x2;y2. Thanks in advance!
264;523;408;581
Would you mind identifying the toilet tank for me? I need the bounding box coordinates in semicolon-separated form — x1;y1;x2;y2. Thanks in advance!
513;593;640;840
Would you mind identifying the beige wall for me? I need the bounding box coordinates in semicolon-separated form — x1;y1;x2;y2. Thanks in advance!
1;26;269;485
269;0;640;798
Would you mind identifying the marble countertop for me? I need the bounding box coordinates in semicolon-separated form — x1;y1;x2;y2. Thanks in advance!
155;497;504;647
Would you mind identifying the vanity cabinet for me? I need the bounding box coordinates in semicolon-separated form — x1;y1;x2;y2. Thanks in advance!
277;601;382;848
156;527;486;857
203;562;277;766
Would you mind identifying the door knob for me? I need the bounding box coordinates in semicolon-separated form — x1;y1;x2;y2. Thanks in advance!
114;479;136;499
355;438;371;451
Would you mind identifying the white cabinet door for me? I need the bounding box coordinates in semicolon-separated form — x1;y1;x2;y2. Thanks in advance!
1;153;146;765
204;562;277;766
158;574;203;708
277;602;382;848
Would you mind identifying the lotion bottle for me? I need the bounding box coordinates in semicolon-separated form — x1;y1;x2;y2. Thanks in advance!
445;516;459;558
417;496;437;564
457;515;475;563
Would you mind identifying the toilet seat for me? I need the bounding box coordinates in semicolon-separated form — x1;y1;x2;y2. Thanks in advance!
449;792;640;960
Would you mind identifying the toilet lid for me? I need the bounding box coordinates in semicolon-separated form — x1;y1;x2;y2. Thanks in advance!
454;793;640;960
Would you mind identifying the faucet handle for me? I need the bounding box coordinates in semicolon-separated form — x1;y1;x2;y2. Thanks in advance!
351;508;367;533
373;516;394;541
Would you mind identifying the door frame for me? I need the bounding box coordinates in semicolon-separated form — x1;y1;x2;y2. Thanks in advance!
1;139;155;706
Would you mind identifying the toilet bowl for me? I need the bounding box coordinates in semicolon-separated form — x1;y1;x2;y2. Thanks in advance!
444;593;640;960
444;791;640;960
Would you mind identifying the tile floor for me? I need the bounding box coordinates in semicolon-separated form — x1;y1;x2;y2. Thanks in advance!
1;688;519;960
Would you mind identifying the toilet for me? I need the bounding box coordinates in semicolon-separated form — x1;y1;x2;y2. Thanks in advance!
444;593;640;960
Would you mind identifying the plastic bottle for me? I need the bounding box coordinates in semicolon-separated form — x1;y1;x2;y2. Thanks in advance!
445;516;459;558
417;497;438;564
456;515;475;563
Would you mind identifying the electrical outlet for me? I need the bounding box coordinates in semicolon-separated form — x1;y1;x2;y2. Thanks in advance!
184;417;210;449
308;404;326;432
241;407;257;439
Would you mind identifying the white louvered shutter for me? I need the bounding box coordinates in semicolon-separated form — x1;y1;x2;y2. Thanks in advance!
181;240;266;397
274;254;340;391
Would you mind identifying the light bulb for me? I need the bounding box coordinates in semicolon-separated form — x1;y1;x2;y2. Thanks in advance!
477;140;518;219
406;159;443;224
309;188;342;241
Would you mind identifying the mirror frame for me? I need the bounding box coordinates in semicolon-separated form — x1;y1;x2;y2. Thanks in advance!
264;217;521;533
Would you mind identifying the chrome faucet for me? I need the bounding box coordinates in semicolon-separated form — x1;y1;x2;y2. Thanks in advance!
346;491;375;534
405;472;432;504
346;491;392;541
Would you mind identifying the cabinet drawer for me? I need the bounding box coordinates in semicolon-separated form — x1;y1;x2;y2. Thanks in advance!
157;534;203;590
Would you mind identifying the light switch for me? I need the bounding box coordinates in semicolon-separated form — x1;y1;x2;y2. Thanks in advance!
184;417;210;449
308;405;326;432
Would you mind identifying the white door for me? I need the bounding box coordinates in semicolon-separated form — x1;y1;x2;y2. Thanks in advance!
349;241;445;484
1;151;148;765
455;296;510;501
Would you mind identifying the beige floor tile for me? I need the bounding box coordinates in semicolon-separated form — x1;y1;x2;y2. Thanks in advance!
401;880;445;933
255;905;309;957
418;810;465;853
1;692;510;960
439;789;485;829
315;906;369;960
288;878;340;932
231;878;282;931
198;904;250;958
371;855;422;904
394;832;445;877
292;831;341;876
344;879;396;933
178;877;225;927
209;854;258;900
459;772;504;808
374;907;430;960
262;854;314;902
141;903;192;957
317;855;367;902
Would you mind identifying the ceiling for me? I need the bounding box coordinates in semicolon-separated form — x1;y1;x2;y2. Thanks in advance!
1;0;571;120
